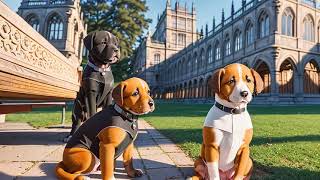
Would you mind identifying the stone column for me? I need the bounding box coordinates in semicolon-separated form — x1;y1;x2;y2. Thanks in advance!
270;69;280;104
270;47;280;104
295;73;304;103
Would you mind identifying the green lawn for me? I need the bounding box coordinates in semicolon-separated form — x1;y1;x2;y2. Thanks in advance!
143;103;320;180
6;106;73;128
6;102;320;179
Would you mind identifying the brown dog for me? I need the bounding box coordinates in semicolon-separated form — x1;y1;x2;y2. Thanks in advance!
55;77;155;180
190;63;263;180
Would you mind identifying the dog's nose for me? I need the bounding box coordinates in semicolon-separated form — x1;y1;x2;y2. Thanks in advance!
240;91;248;98
148;101;154;107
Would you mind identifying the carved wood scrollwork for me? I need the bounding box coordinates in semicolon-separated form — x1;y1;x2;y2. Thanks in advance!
0;16;77;83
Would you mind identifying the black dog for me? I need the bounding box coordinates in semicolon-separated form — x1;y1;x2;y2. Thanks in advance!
65;31;120;142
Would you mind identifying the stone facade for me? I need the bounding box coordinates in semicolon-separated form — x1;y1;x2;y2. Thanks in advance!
134;0;320;104
17;0;86;64
133;0;198;87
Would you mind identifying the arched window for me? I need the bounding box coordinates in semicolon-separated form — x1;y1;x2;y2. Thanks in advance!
303;15;314;41
225;35;231;56
154;53;160;64
282;8;294;36
184;59;188;74
207;45;213;64
279;59;294;94
304;60;320;94
48;14;64;40
259;12;270;38
200;49;205;68
27;15;40;32
188;59;192;74
193;53;198;72
234;30;242;52
245;21;254;45
214;41;221;60
255;61;271;93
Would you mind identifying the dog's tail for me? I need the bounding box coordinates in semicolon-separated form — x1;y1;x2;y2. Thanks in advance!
55;161;85;180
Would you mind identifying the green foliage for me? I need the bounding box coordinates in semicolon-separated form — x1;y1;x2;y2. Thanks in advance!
81;0;151;80
112;57;132;82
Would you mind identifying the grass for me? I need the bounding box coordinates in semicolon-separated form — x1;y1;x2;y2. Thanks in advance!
6;102;320;179
6;106;72;128
142;103;320;180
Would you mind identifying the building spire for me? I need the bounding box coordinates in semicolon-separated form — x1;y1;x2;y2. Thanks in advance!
212;16;216;32
175;0;178;10
231;0;234;17
221;9;225;26
242;0;246;7
192;2;195;13
205;24;208;36
166;0;171;8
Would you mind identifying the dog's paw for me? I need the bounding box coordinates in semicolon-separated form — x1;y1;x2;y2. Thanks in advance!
127;169;143;177
82;176;91;180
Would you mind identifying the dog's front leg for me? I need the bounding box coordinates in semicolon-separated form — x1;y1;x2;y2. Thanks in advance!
98;128;126;180
99;142;116;180
234;129;253;180
203;127;220;180
123;143;143;177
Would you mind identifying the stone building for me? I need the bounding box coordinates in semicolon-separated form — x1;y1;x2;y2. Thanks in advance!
133;0;198;87
17;0;86;64
134;0;320;104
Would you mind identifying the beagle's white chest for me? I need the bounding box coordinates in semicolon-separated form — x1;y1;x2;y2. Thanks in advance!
203;105;253;171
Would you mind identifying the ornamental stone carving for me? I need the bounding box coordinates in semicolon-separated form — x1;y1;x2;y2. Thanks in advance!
0;16;77;83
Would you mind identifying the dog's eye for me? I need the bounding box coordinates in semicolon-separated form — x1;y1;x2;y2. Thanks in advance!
228;79;235;84
147;90;151;95
132;91;139;96
246;76;252;83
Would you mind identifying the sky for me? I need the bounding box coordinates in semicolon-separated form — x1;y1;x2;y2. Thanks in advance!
3;0;242;34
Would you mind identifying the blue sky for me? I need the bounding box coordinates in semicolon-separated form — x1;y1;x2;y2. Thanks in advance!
3;0;242;34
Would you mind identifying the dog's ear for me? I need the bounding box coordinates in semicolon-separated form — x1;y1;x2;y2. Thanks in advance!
83;32;94;51
209;68;225;94
250;69;264;94
112;82;128;106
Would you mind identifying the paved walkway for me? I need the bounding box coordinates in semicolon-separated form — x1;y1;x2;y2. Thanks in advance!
0;120;194;180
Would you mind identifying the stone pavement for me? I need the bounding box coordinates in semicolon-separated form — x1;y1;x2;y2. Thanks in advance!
0;120;194;180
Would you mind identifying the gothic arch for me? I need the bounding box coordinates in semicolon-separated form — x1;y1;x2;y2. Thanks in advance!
205;75;213;98
303;60;320;94
281;7;295;36
192;52;198;73
276;55;298;73
251;54;273;69
193;79;198;98
45;12;66;40
257;9;271;38
279;58;296;94
25;13;40;32
253;60;272;93
200;48;205;69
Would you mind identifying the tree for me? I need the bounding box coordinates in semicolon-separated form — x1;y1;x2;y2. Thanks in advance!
81;0;151;81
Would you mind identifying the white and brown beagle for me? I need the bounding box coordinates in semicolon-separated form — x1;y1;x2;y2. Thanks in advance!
190;63;263;180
